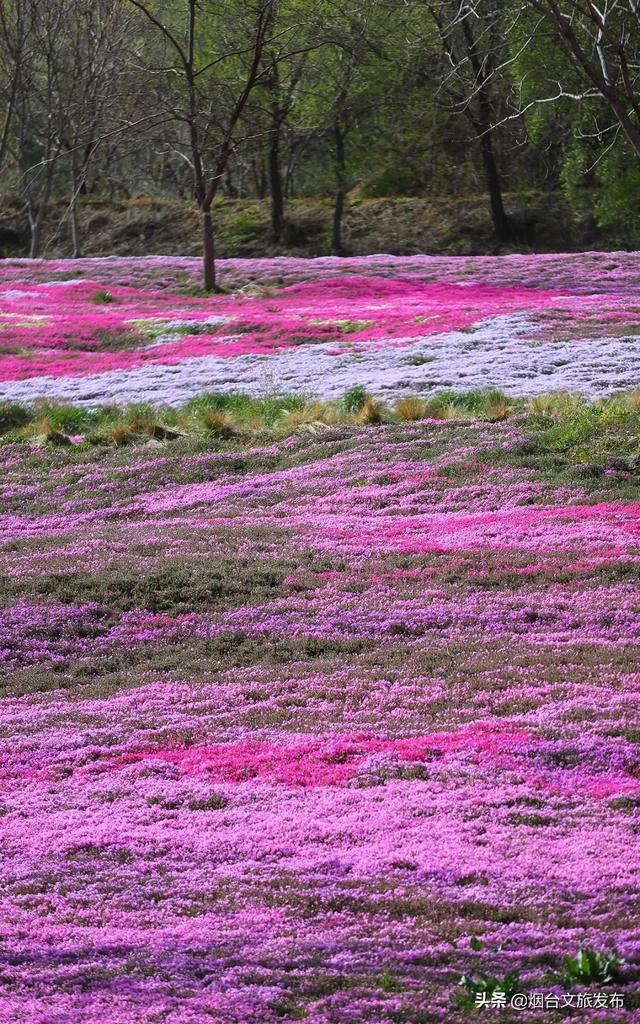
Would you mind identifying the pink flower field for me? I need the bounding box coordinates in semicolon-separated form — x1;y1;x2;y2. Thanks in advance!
2;254;640;1022
2;252;640;405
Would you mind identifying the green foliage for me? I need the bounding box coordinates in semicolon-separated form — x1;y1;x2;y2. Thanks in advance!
33;401;93;434
0;401;32;432
0;555;297;615
447;388;510;417
184;391;306;426
506;3;640;233
524;392;640;468
4;391;640;474
594;144;640;239
561;132;640;246
187;793;229;811
91;290;115;304
334;320;374;334
420;388;511;422
378;967;403;992
362;164;427;199
457;969;520;1010
342;386;368;413
557;948;623;987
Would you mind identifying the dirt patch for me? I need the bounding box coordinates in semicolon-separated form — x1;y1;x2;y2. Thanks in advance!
0;190;616;260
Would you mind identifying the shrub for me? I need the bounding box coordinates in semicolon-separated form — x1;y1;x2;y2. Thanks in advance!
529;390;584;422
35;418;73;445
483;398;511;422
0;401;32;433
456;388;510;417
124;405;158;436
108;425;138;447
626;390;640;412
202;410;236;438
343;386;368;413
557;948;623;987
276;402;333;432
354;396;384;424
150;424;182;441
424;398;465;420
186;391;305;427
457;969;520;1010
91;290;115;304
522;393;640;467
32;401;88;435
187;793;228;811
395;396;427;421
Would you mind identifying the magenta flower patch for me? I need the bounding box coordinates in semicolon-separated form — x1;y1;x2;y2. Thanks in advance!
2;253;640;404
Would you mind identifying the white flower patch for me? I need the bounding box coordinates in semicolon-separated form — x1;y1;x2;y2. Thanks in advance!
3;313;640;406
131;315;232;349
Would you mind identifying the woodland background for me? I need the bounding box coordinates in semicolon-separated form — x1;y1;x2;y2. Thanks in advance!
1;1;639;277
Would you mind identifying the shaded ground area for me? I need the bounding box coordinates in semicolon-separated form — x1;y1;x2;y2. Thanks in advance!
0;191;625;261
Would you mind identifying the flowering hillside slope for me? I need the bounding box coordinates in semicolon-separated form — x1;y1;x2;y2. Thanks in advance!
1;414;639;1022
2;252;640;405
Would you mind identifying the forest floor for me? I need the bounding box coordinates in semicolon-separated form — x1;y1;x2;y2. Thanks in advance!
1;254;640;1022
0;190;629;261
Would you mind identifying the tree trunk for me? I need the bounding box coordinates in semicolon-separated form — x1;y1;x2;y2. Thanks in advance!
80;140;94;195
27;202;42;259
225;165;237;198
610;101;640;160
332;191;345;256
70;158;82;258
252;158;267;199
268;119;284;243
479;130;510;241
26;159;55;259
0;66;19;175
457;16;511;242
202;207;216;292
331;121;346;256
27;195;49;259
474;79;510;241
284;141;296;199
